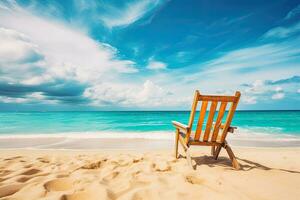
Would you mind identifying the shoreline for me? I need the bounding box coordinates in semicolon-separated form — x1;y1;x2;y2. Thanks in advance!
1;132;300;149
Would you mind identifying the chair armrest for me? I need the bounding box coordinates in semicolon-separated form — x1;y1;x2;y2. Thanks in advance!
172;121;189;132
213;123;237;133
227;126;237;133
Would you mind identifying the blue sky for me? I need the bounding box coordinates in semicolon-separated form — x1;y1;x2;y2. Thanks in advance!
0;0;299;111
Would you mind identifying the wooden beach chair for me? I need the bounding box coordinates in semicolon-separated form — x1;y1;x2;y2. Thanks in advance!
172;90;241;169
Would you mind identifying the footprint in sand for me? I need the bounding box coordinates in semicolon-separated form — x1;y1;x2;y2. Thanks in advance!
152;161;171;172
44;178;73;192
23;164;33;168
0;170;11;177
37;157;51;163
3;156;23;161
20;168;41;176
185;175;204;185
131;188;160;200
81;161;102;169
102;171;120;182
16;176;33;183
0;184;24;198
62;184;113;200
56;174;70;178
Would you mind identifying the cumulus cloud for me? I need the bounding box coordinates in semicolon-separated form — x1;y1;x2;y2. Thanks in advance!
146;59;167;70
0;27;48;85
0;28;43;65
274;86;283;92
0;81;87;104
0;3;138;83
242;96;257;104
0;0;299;110
240;75;300;104
83;80;188;108
244;80;266;94
0;2;142;105
271;93;285;100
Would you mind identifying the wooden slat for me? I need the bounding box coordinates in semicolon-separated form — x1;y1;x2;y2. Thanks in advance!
203;101;218;141
189;141;222;146
194;101;208;140
211;102;227;142
198;95;236;102
187;90;199;128
220;92;241;142
185;90;199;143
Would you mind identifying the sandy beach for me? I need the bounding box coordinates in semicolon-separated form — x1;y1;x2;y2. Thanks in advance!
1;0;300;199
0;143;299;200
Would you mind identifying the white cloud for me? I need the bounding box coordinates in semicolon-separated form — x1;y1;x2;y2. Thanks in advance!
242;96;257;104
0;27;47;84
0;0;299;110
297;89;300;93
263;21;300;39
0;1;144;106
274;86;283;92
201;41;300;74
285;4;300;20
271;93;285;100
0;27;42;65
0;96;28;103
100;0;161;28
0;91;59;104
146;59;167;70
0;3;138;85
239;77;293;103
244;80;266;94
136;80;165;105
83;80;188;108
182;22;300;79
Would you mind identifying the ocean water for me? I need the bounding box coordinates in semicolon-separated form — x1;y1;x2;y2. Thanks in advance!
0;111;299;140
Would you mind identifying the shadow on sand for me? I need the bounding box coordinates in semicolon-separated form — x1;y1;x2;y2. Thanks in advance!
181;155;300;174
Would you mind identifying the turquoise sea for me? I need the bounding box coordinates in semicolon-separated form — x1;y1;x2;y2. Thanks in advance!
0;111;299;139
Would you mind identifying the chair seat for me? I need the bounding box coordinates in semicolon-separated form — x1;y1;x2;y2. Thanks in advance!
179;131;223;143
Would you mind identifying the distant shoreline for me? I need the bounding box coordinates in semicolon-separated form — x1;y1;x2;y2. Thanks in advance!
0;132;300;149
0;110;300;112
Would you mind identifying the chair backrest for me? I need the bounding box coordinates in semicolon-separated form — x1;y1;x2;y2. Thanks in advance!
186;90;241;144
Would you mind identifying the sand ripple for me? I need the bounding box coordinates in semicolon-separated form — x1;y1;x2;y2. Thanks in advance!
0;148;300;200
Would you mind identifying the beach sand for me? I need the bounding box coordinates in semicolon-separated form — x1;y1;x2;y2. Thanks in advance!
0;145;299;200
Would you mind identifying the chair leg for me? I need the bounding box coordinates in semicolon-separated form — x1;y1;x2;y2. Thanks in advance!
185;147;193;169
224;143;240;170
211;146;215;156
174;129;179;159
214;146;222;160
178;135;193;169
